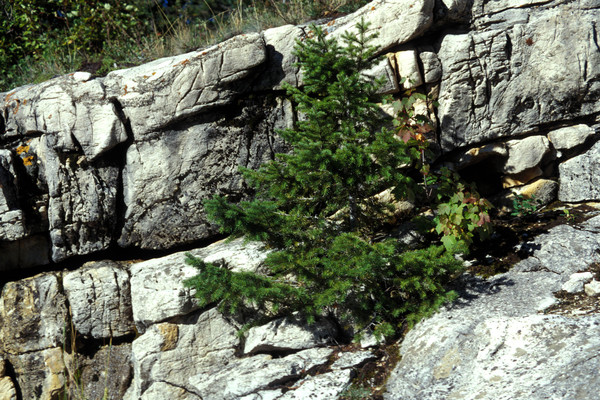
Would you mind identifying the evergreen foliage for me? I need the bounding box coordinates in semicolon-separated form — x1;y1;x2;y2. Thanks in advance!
185;21;465;338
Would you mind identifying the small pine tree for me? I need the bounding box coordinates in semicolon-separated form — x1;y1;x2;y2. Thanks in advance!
185;21;463;338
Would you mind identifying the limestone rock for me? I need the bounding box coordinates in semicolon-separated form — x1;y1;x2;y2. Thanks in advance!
130;237;270;330
118;96;292;250
331;350;376;370
8;347;71;400
2;74;127;159
278;369;353;399
559;140;600;202
0;272;67;354
502;166;543;189
512;178;558;206
453;143;508;170
257;25;302;90
63;261;134;338
244;313;338;354
438;4;600;150
188;347;333;399
584;280;600;297
363;57;399;94
503;136;550;175
104;33;267;137
385;215;600;399
128;309;239;398
129;251;201;331
419;49;442;83
70;343;133;400
561;272;594;293
391;49;423;89
34;134;120;262
0;150;25;241
0;377;17;400
548;124;596;151
328;0;434;54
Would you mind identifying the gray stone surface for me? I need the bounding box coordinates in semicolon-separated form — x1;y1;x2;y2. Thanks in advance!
437;3;600;150
0;376;17;400
188;347;333;400
384;214;600;400
128;308;239;399
559;140;600;202
503;136;550;174
278;369;353;399
584;280;600;296
392;50;423;89
8;347;70;400
244;313;338;354
0;272;67;354
561;272;594;293
104;33;266;137
63;261;134;339
118;96;292;250
548;124;596;151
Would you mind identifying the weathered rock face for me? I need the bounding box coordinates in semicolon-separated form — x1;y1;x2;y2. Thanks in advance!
3;0;600;398
385;215;600;399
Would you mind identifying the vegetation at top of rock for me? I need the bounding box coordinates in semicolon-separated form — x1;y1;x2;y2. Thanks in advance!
0;0;369;91
184;21;491;339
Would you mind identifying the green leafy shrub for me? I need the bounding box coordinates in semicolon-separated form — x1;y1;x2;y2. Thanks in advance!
510;193;540;217
184;21;465;339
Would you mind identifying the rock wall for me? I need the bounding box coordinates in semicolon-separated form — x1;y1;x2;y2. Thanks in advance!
2;0;600;399
2;0;600;271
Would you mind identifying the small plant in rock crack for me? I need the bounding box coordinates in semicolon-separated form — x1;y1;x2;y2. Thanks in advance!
511;194;541;217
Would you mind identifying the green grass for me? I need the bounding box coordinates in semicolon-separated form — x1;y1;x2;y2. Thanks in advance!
1;0;369;92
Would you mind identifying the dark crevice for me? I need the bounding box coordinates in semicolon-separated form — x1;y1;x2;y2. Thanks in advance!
3;359;22;400
74;333;136;359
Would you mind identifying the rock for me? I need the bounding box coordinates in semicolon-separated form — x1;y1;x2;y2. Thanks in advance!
559;140;600;202
104;33;267;137
363;57;399;94
328;0;434;54
118;96;292;250
391;49;423;89
385;215;600;399
130;237;270;330
8;347;71;400
2;75;127;159
0;235;51;271
561;272;594;293
34;134;120;262
129;251;201;331
63;261;134;339
584;280;600;297
438;4;600;150
128;308;239;398
0;272;67;354
503;136;550;175
278;369;353;399
512;178;558;206
239;390;283;400
188;347;333;399
331;350;376;370
419;49;442;83
70;343;133;400
0;377;17;400
0;150;25;242
548;124;596;151
133;382;201;400
258;25;302;90
502;166;543;189
244;313;338;354
453;143;507;170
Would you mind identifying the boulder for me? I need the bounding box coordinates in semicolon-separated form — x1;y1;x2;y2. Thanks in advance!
63;261;134;339
502;136;550;175
559;140;600;202
0;272;67;354
418;49;442;84
561;272;594;293
391;49;423;89
438;3;600;150
384;215;600;399
277;369;353;399
0;377;17;400
584;280;600;297
257;25;302;90
244;313;338;354
548;124;596;152
511;178;558;206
